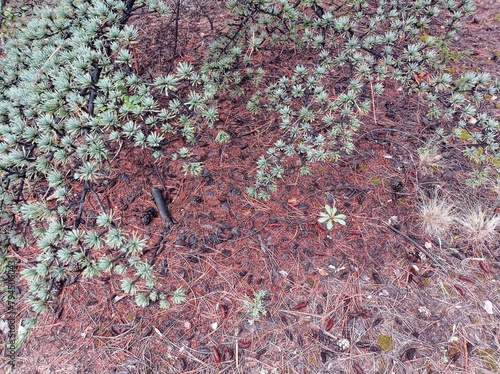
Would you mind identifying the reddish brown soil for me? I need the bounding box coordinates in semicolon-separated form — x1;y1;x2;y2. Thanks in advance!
2;1;500;373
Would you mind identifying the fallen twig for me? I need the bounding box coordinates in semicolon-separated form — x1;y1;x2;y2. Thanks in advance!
383;222;446;269
74;182;90;228
151;186;175;229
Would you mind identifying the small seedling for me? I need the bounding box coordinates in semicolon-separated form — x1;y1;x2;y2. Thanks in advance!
244;290;267;321
318;205;346;229
215;130;230;143
182;162;204;176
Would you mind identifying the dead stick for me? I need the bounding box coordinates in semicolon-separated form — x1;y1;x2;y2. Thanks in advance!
151;187;175;228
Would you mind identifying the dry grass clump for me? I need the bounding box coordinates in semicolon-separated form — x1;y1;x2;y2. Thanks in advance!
418;195;455;239
418;192;500;247
454;205;500;245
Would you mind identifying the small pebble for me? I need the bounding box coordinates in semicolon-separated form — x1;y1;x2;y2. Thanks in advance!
298;203;309;210
188;235;197;247
378;289;389;297
337;338;350;351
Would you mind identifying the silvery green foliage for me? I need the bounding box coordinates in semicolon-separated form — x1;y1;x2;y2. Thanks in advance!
0;0;205;325
244;289;268;321
0;0;499;339
202;0;498;199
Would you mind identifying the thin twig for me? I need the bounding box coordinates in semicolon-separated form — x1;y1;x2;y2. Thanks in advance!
0;0;6;26
149;233;168;266
463;336;469;372
383;222;446;268
88;182;107;214
168;0;181;73
152;161;167;192
369;81;378;126
34;45;62;83
74;182;90;228
278;309;325;319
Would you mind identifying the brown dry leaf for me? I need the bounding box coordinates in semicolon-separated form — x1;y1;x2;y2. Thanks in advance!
318;268;329;276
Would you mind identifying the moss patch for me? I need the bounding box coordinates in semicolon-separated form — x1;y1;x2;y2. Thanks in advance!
378;334;394;351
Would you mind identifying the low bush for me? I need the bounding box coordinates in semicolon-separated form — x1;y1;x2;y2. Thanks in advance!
0;0;498;348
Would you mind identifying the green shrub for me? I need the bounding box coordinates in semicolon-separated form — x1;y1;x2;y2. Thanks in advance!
200;0;499;198
0;0;196;345
0;0;498;349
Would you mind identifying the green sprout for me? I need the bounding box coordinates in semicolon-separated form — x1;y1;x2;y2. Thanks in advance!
182;162;203;176
244;290;268;321
318;204;347;229
215;130;230;143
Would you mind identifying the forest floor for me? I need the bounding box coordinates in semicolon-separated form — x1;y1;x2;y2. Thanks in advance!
2;1;500;373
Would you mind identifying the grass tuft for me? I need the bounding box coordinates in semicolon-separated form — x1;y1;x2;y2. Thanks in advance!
418;195;455;239
455;205;500;245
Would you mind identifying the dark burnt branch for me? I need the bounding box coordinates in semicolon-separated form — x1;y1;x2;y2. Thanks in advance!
74;181;90;229
151;187;175;228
